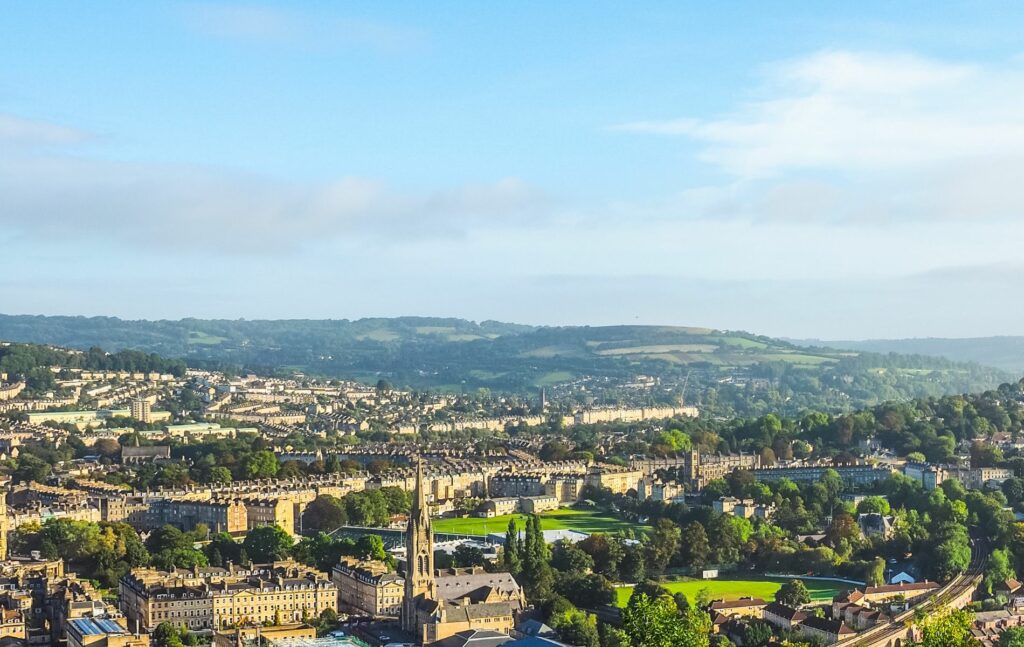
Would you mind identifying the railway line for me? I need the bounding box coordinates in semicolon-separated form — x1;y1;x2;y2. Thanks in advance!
835;540;986;647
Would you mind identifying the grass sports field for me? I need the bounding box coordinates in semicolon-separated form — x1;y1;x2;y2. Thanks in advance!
432;508;647;537
614;577;848;607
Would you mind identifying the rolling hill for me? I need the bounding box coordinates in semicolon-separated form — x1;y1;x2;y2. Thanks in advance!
0;314;1012;415
794;337;1024;374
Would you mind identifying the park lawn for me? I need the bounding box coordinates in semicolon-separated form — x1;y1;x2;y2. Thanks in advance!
433;508;647;537
614;577;847;607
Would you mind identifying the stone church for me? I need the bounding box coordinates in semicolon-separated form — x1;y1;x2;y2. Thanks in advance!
401;461;525;645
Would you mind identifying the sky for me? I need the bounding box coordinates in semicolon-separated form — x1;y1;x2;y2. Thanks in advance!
3;1;1024;339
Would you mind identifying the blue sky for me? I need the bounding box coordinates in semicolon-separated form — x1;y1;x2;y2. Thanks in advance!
3;2;1024;338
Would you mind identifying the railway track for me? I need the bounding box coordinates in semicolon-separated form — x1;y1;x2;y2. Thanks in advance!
836;540;986;647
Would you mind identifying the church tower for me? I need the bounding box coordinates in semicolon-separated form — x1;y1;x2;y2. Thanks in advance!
401;458;435;633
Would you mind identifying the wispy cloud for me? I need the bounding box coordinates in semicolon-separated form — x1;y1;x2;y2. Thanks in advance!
180;3;423;52
0;146;549;251
616;50;1024;223
0;113;90;146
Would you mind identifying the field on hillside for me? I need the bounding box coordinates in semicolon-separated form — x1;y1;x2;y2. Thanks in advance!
433;508;647;537
187;331;227;345
614;576;848;607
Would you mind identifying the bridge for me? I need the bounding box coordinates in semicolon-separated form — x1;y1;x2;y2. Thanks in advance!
834;541;986;647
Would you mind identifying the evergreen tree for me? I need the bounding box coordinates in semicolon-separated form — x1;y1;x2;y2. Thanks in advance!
523;515;535;569
504;519;521;574
530;514;548;564
521;515;553;601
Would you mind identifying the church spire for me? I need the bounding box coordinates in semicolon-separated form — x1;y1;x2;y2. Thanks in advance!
402;456;435;635
412;457;429;524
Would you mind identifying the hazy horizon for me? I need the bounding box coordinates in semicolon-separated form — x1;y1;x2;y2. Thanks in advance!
4;2;1024;339
4;310;1024;345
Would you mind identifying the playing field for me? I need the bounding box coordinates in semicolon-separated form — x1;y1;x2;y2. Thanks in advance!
614;576;848;607
433;508;647;537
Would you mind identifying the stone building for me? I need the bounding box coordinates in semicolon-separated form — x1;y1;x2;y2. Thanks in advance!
584;465;642;495
119;562;337;631
331;558;404;617
66;617;150;647
145;496;248;534
401;461;524;644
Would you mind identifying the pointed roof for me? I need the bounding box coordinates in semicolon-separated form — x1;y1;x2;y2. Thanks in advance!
415;458;426;511
411;457;430;529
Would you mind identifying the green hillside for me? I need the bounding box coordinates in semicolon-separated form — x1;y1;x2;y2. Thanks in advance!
800;336;1024;373
0;314;1012;416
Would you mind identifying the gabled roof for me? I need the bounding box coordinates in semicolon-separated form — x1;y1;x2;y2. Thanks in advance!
998;578;1022;592
764;602;806;622
834;589;864;603
801;616;854;635
709;598;767;610
435;571;522;604
864;581;939;595
517;619;555;638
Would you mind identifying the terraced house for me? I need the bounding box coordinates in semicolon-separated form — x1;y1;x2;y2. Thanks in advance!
119;562;337;631
331;558;404;617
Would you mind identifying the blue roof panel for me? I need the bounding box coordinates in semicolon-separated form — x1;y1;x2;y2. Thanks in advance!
96;619;125;634
71;619;100;636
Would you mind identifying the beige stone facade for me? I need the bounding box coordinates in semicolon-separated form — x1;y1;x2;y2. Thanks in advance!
66;617;150;647
401;461;524;645
119;562;337;631
146;497;248;534
0;382;25;401
584;465;642;495
331;558;404;617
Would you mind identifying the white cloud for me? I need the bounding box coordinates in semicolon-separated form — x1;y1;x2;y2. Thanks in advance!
617;50;1024;224
0;154;550;251
0;113;90;146
619;51;1024;176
